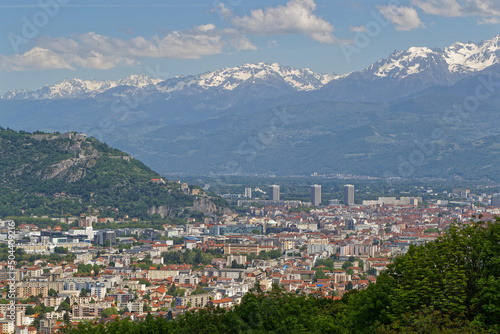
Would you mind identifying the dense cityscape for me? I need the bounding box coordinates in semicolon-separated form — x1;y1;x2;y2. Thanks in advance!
1;180;499;333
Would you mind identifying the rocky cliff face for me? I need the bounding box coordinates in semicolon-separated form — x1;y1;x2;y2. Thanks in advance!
32;133;101;182
191;197;217;215
148;206;174;219
40;156;98;182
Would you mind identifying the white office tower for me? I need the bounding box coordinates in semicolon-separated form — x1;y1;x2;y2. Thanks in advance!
344;184;354;206
311;185;321;206
269;185;280;201
245;188;252;199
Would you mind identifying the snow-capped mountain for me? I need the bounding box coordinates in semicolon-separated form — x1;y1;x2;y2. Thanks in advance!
318;35;500;101
3;35;500;103
160;62;337;93
1;37;500;180
366;35;500;81
2;63;337;100
2;74;162;100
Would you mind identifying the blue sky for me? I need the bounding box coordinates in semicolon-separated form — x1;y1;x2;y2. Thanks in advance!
0;0;499;93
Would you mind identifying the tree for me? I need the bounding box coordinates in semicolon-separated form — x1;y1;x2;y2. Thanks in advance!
48;289;58;297
101;307;118;318
347;219;500;333
63;311;70;324
58;301;72;313
342;261;353;270
231;260;241;269
54;246;68;254
315;269;327;280
79;288;89;297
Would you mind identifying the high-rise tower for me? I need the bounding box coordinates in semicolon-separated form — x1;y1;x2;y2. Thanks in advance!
269;185;280;201
311;184;321;206
344;184;354;206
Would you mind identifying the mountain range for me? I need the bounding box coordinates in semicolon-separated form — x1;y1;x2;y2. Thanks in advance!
1;35;500;181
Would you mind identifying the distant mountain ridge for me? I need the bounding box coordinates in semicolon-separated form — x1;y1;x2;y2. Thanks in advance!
3;35;500;102
2;63;338;100
1;36;500;181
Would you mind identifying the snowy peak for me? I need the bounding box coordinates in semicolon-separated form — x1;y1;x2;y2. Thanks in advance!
368;35;500;79
192;62;336;91
369;47;442;78
2;74;163;100
444;36;500;73
117;74;162;88
4;35;500;100
2;63;336;100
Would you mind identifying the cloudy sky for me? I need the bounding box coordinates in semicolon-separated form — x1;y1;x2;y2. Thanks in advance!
1;0;499;93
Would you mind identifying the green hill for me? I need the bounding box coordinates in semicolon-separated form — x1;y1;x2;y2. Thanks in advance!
0;128;209;218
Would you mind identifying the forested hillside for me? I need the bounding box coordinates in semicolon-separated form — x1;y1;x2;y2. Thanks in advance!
0;128;198;218
62;218;500;333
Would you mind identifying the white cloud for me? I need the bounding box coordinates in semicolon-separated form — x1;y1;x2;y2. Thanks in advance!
0;47;134;71
411;0;463;16
463;0;500;17
220;0;336;43
478;16;500;24
411;0;500;20
379;5;426;31
0;47;73;71
350;25;367;32
0;25;258;71
0;1;338;72
38;28;229;59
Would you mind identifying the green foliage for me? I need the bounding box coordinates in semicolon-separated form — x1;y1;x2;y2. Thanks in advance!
101;307;119;318
58;301;72;313
314;258;335;270
53;246;68;254
289;206;313;213
344;218;500;333
163;249;222;266
247;249;283;261
0;129;200;219
314;269;327;280
342;261;353;269
79;288;89;297
190;286;206;296
62;291;347;334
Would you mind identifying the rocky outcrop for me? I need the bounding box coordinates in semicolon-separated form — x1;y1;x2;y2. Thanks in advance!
40;157;97;182
192;197;217;215
148;206;173;219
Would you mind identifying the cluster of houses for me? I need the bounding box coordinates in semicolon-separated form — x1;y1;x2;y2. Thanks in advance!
0;187;499;333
